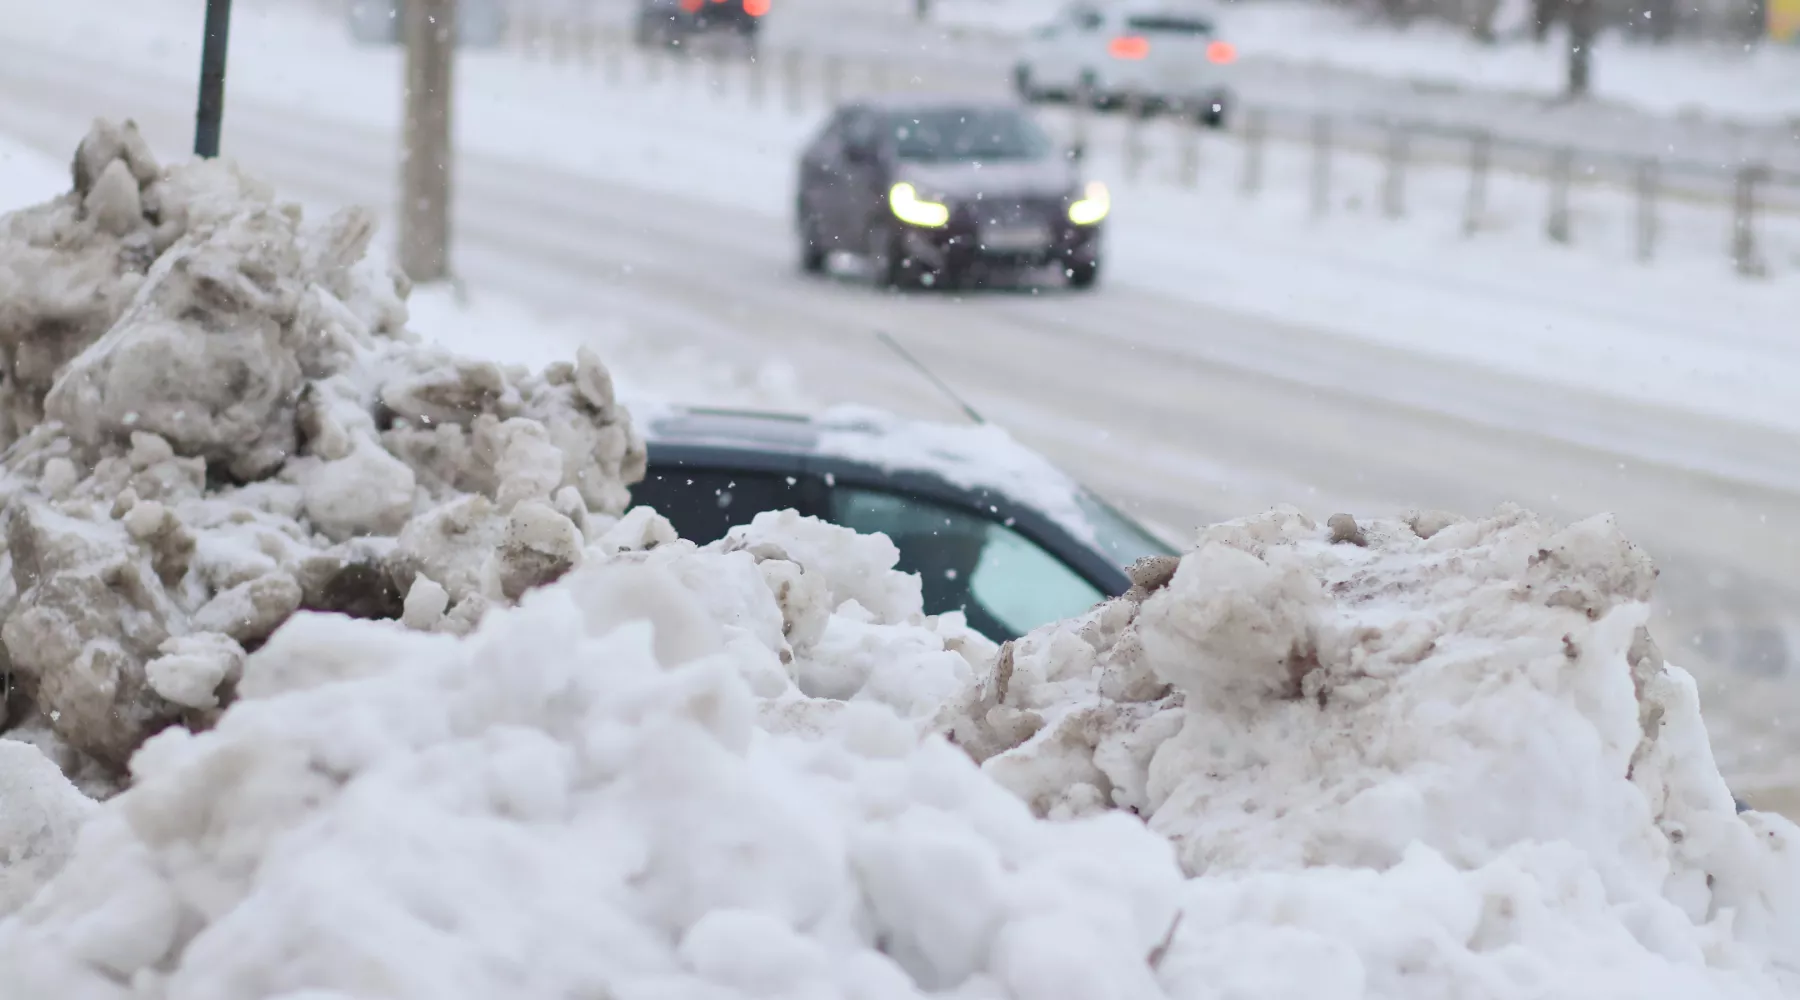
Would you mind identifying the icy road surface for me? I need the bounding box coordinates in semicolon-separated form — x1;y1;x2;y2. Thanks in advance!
0;2;1797;808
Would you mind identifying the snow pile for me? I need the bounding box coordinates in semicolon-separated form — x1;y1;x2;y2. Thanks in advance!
0;119;644;788
939;504;1800;995
1;121;1797;1000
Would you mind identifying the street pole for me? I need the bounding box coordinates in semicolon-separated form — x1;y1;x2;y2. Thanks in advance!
400;0;456;283
194;0;234;157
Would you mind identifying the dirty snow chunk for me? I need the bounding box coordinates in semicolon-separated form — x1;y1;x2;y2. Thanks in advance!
937;503;1800;996
0;740;95;917
0;121;645;778
718;509;924;627
0;562;1187;1000
143;633;245;710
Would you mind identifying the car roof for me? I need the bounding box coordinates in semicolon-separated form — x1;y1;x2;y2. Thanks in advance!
639;403;1107;546
845;92;1035;115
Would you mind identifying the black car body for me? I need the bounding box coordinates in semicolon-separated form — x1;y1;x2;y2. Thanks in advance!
636;0;768;46
628;406;1175;642
796;96;1110;290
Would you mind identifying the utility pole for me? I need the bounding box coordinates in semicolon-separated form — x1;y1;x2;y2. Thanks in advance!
401;0;456;283
194;0;234;157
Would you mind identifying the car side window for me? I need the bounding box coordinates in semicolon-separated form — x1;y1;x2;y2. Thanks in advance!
840;108;881;158
1070;6;1104;30
629;468;809;546
828;486;1104;641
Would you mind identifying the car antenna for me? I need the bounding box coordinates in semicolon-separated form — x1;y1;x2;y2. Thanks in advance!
874;330;987;426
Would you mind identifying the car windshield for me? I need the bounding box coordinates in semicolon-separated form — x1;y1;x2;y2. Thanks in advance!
887;107;1055;163
1075;490;1179;567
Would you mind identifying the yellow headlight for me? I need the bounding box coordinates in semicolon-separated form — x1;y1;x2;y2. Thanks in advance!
1068;181;1110;226
889;182;950;228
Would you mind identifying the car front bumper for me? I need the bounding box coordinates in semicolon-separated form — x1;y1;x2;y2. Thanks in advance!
897;200;1100;271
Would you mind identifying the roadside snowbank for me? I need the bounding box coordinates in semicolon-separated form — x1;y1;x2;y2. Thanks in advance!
939;505;1800;995
0;125;1796;999
0;119;644;781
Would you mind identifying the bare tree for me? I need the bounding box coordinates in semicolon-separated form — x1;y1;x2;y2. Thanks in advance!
400;0;456;283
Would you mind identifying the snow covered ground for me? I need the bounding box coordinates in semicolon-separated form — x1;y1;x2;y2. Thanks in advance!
2;131;1800;992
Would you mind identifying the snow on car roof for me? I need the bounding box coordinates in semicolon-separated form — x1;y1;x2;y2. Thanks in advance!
812;405;1103;546
642;404;1103;546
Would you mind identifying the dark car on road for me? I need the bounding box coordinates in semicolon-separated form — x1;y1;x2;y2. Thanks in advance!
636;0;769;48
628;406;1175;642
796;96;1111;290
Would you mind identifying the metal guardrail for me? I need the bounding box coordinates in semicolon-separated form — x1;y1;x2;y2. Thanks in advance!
304;0;1799;278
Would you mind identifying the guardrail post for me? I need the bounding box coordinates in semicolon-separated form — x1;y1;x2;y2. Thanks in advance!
1381;122;1408;219
1633;159;1658;263
823;54;844;106
1462;131;1491;236
709;46;728;100
548;13;569;64
604;26;625;86
1546;147;1574;244
748;49;766;106
783;49;803;113
1124;95;1147;183
1309;114;1332;218
1732;164;1768;278
645;35;664;83
1179;108;1202;188
1240;106;1266;197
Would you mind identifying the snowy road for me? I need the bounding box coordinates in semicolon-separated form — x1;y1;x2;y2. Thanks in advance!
1;14;1798;800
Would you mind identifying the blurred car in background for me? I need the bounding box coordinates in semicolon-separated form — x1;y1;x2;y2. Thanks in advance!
635;0;771;48
1013;2;1236;126
347;0;508;47
796;96;1111;290
629;405;1177;643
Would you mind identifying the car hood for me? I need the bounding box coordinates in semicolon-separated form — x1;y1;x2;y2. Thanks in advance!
895;158;1078;201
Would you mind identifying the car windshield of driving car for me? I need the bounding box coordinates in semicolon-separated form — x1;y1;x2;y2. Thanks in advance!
887;107;1055;163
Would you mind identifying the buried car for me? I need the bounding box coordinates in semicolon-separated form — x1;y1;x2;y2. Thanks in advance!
796;95;1111;290
627;405;1176;643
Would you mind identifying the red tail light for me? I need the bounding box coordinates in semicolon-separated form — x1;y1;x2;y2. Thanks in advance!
744;0;770;13
679;0;702;10
1206;40;1237;64
1107;35;1149;59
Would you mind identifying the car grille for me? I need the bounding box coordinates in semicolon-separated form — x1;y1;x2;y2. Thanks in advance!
961;197;1061;228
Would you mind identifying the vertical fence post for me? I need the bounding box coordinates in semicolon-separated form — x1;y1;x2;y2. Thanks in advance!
783;49;803;113
1309;113;1332;219
1462;131;1491;237
1546;147;1574;244
1381;122;1408;219
1072;79;1094;154
823;54;844;106
644;32;664;84
709;46;727;100
605;26;625;86
1124;95;1147;183
748;48;766;106
1732;164;1768;277
1633;158;1658;263
548;11;568;64
1240;106;1266;197
1179;108;1202;188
